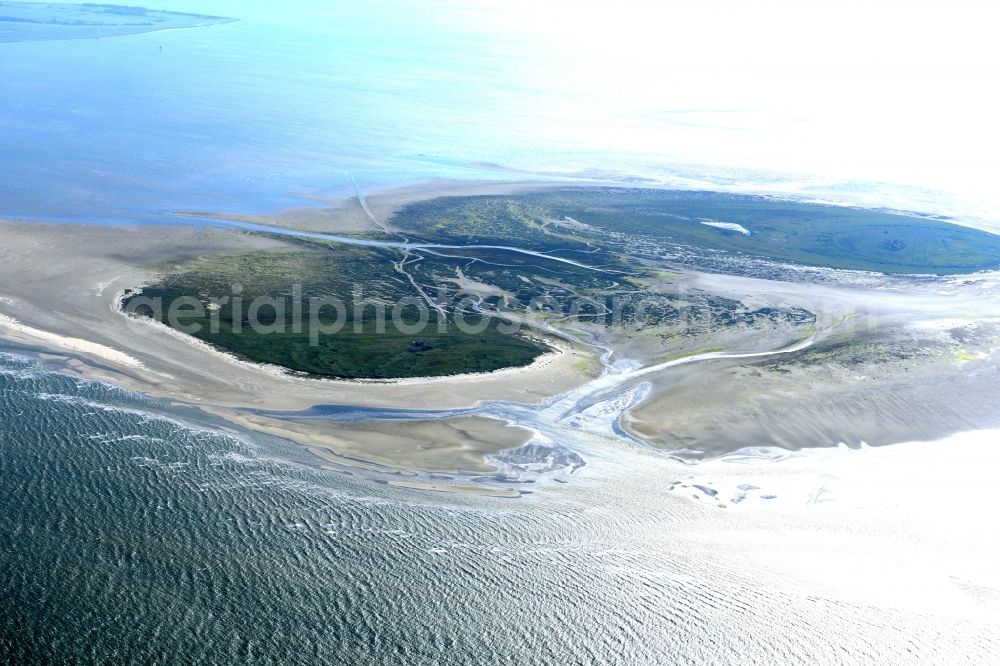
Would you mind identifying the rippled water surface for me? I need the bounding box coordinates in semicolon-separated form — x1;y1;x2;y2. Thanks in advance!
4;3;1000;662
3;352;998;663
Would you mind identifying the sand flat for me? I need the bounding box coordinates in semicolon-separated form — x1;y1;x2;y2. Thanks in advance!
0;207;597;471
207;409;534;474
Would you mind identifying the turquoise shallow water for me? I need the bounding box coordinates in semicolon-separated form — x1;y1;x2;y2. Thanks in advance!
2;351;999;664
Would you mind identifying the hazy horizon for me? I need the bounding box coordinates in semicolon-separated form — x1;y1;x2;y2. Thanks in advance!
2;0;999;228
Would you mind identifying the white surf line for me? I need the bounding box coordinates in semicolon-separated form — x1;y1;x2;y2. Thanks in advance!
0;313;147;370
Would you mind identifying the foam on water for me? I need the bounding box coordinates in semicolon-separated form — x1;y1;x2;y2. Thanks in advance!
4;2;1000;661
3;352;998;663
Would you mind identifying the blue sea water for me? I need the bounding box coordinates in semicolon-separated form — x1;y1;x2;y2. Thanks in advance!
4;4;1000;663
0;1;614;222
3;0;984;227
4;351;999;663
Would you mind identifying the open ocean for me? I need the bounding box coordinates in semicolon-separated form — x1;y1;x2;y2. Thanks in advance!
3;2;1000;663
2;1;997;226
4;350;999;663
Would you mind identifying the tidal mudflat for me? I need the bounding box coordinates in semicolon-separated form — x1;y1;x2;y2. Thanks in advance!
3;182;1000;484
5;2;1000;662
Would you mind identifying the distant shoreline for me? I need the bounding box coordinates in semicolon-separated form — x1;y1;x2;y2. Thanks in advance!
0;2;236;44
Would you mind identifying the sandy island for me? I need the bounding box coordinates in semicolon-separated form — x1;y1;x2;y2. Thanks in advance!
0;182;601;474
4;179;1000;479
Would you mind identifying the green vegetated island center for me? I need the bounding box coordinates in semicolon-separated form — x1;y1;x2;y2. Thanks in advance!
124;188;1000;379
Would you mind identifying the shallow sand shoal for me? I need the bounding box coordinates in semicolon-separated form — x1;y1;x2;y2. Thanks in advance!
175;197;381;235
177;179;579;235
384;480;521;498
0;221;595;412
0;211;597;471
205;409;534;475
